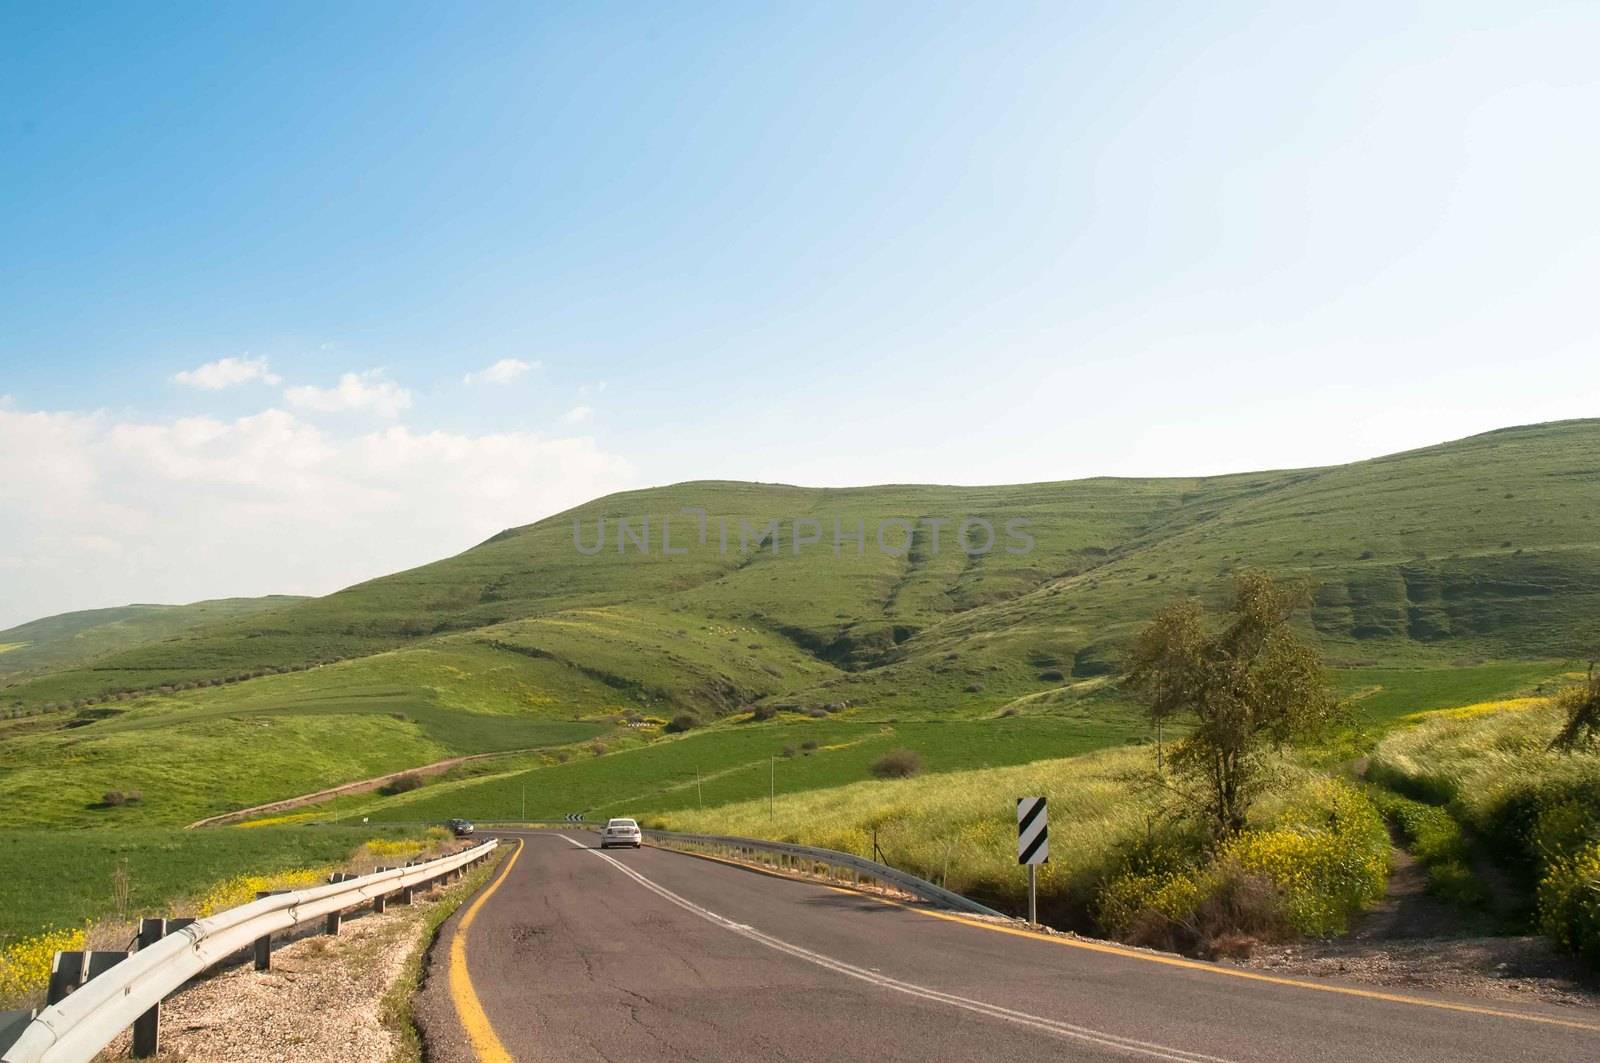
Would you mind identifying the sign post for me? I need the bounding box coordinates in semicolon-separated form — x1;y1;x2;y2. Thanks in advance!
1016;796;1048;924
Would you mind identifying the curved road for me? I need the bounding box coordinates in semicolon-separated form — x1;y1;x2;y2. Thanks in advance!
417;831;1598;1062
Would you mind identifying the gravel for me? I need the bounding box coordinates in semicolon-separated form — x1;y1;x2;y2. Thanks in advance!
101;901;432;1062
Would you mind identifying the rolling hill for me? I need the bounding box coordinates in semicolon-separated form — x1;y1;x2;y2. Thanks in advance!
0;597;305;687
0;419;1596;828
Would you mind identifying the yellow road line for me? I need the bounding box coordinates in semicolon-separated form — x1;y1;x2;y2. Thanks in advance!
448;838;524;1063
658;842;1600;1034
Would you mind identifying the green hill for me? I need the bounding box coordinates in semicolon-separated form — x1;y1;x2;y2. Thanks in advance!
1;419;1596;829
0;597;306;689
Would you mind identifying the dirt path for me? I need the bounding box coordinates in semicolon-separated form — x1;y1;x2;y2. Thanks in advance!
1349;842;1465;940
1243;832;1598;1009
184;746;547;828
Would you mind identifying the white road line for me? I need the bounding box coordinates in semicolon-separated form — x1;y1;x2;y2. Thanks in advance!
549;832;1238;1063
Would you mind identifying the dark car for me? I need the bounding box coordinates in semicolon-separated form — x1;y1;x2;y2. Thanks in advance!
447;818;475;837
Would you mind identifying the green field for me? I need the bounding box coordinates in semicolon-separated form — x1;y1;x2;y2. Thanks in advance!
0;825;427;944
332;713;1149;824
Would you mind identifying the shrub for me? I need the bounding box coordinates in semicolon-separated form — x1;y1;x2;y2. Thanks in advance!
100;791;126;807
807;707;829;718
1538;840;1600;966
0;927;86;1005
384;773;425;795
780;744;798;758
664;713;700;734
750;704;778;721
800;740;819;753
1222;780;1388;936
870;748;923;779
1038;669;1065;682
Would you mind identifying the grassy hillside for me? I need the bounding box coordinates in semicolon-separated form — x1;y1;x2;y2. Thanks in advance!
2;419;1596;834
0;597;304;690
12;420;1600;720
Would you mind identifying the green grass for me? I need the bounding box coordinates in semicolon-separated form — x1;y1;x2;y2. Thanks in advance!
651;744;1161;920
0;596;303;689
1334;662;1572;729
0;825;426;944
332;713;1150;825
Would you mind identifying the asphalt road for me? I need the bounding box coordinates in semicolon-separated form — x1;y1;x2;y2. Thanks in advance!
418;831;1599;1063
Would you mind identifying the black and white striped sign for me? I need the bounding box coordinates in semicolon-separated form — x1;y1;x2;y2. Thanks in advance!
564;811;586;823
1016;796;1048;865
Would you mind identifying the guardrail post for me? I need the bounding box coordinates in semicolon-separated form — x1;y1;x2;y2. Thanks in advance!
253;890;289;970
132;919;165;1057
372;868;390;913
46;950;86;1005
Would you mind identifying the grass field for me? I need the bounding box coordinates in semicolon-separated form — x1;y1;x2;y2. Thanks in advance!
0;825;428;944
335;712;1151;825
1333;661;1572;729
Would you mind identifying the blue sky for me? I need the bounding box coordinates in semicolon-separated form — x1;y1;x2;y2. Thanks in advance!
2;1;1598;624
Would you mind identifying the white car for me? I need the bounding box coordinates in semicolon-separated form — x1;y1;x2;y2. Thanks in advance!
600;817;642;849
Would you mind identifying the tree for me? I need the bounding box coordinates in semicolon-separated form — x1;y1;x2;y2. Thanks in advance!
1125;572;1343;838
1549;661;1600;751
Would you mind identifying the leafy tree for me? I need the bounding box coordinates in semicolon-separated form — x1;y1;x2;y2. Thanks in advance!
1549;662;1600;751
1125;572;1343;838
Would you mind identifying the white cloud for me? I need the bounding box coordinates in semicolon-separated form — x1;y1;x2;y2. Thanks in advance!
463;358;541;385
172;356;281;390
0;402;636;628
577;380;607;396
560;405;593;425
284;370;412;418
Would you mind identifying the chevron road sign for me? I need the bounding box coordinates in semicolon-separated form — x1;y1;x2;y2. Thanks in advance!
1017;796;1047;924
1016;796;1048;864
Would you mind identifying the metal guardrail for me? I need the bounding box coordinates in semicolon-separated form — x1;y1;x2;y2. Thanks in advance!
1;839;499;1063
640;829;1005;918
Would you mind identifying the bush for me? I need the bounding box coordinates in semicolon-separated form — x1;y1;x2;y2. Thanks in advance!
1538;840;1600;966
800;740;819;753
1222;781;1388;936
384;773;424;795
0;927;86;1005
750;704;778;721
100;791;126;807
780;745;798;758
1038;669;1065;682
665;713;700;734
870;748;923;779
